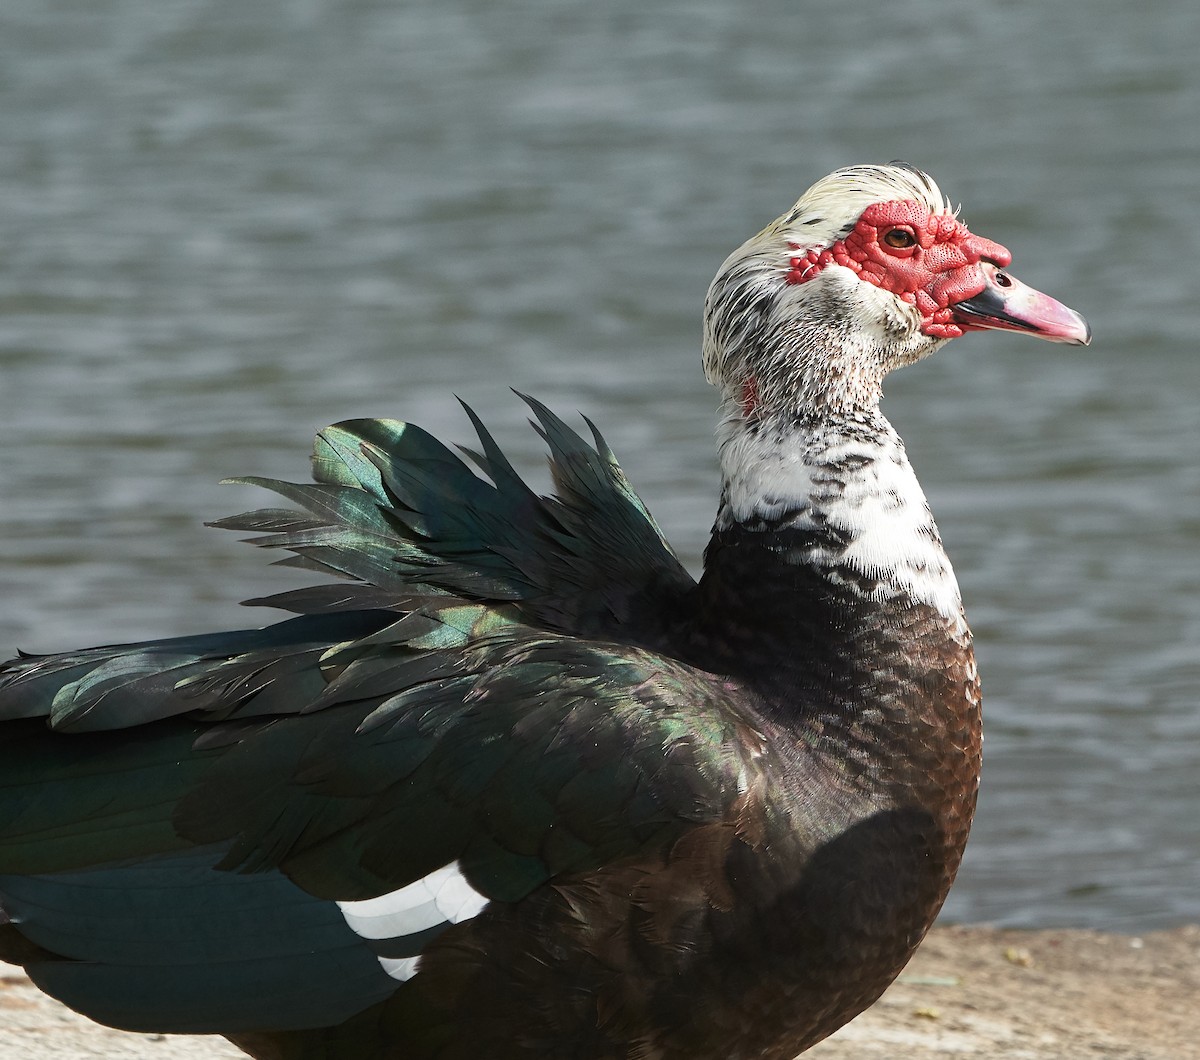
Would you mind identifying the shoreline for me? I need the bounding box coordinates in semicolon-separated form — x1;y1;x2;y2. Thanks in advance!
2;924;1197;1059
811;923;1199;1059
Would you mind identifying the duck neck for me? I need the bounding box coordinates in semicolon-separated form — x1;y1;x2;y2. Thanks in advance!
693;401;971;716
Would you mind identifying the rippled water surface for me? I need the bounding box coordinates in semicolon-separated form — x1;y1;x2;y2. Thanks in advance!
0;1;1197;930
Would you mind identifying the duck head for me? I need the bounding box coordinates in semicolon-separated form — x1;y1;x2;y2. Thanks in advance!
702;162;1091;418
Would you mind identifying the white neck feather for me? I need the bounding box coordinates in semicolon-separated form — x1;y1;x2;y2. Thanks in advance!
715;407;966;629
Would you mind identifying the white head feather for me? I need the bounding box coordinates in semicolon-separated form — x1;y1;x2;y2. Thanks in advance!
702;162;959;416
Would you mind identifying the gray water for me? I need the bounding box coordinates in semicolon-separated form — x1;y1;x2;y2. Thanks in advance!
0;0;1196;932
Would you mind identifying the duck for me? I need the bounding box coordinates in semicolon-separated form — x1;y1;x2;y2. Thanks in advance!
0;162;1089;1060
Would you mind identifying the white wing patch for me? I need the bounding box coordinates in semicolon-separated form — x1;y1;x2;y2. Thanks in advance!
337;861;490;981
377;954;422;981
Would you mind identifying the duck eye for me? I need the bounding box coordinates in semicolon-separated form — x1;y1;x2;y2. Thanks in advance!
882;228;916;249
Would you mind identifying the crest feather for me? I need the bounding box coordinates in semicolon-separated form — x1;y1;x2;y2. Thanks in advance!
772;161;955;241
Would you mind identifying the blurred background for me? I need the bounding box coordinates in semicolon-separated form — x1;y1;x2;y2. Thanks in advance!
0;0;1196;931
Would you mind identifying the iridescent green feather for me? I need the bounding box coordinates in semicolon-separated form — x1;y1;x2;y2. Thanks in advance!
216;397;695;643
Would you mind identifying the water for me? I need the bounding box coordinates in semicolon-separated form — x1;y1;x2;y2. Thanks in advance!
0;0;1196;931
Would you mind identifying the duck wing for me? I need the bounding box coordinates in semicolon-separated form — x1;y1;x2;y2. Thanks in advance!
0;599;770;1050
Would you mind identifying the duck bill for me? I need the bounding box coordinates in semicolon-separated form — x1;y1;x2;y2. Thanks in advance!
952;269;1091;346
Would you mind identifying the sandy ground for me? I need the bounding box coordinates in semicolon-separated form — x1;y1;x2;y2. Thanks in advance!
1;924;1196;1059
809;924;1200;1060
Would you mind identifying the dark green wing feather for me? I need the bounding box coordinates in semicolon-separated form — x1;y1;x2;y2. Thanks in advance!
215;396;696;642
181;617;770;902
1;601;766;895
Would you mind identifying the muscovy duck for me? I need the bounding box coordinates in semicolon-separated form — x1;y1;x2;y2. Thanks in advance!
0;162;1089;1059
